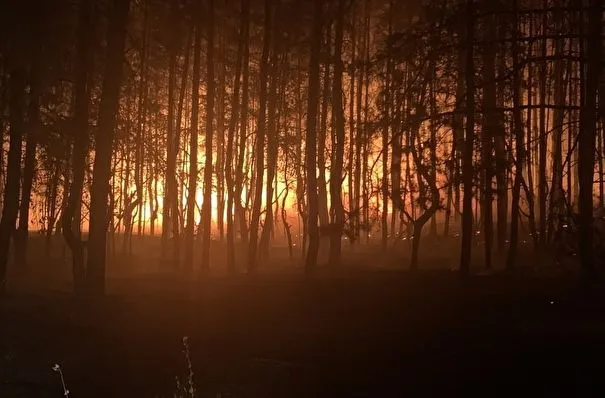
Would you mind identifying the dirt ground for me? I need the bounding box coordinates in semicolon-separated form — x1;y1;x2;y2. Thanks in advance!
1;236;605;397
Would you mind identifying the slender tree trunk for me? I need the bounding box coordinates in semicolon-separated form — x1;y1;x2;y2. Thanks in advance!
0;74;7;196
538;0;548;246
328;0;346;266
185;0;201;272
429;71;438;237
507;0;525;269
63;0;92;294
354;3;365;243
305;0;323;277
247;0;271;273
381;1;392;250
525;31;538;251
481;13;496;269
216;35;226;243
259;12;279;258
460;0;475;278
161;3;178;268
86;0;130;297
172;26;194;268
318;27;331;230
347;5;356;246
200;0;215;273
0;67;25;295
295;56;307;257
578;0;601;277
226;0;247;274
547;14;565;243
135;0;148;238
494;19;508;254
234;0;251;248
14;67;40;267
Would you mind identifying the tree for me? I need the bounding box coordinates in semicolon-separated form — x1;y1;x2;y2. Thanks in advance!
578;0;602;277
14;58;41;268
86;0;130;296
200;0;215;273
161;1;179;268
328;0;347;266
506;0;525;269
225;0;248;274
247;0;272;273
0;66;25;296
480;4;496;269
63;0;93;293
305;0;323;277
460;0;475;278
185;0;202;272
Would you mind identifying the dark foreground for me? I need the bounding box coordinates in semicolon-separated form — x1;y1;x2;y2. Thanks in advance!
1;266;605;397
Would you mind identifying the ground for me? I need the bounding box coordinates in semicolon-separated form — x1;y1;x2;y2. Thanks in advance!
1;237;605;397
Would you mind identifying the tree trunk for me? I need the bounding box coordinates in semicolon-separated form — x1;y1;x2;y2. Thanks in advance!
216;36;226;243
14;67;40;268
247;0;271;273
305;0;323;277
347;4;357;246
460;0;474;278
507;0;524;270
381;2;392;250
0;67;25;295
86;0;130;297
259;10;279;258
538;0;548;246
135;0;148;238
481;12;496;269
200;0;215;273
547;13;565;243
234;0;251;249
184;0;201;273
172;27;193;270
63;0;92;294
161;2;178;268
328;0;346;266
578;0;601;277
226;0;247;274
494;19;508;254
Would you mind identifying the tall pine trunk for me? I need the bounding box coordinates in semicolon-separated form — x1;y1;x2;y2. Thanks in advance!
305;0;323;277
328;0;346;266
86;0;130;297
460;0;475;277
578;0;601;277
0;67;25;295
538;0;548;246
14;66;40;267
481;12;496;269
184;0;202;272
63;0;92;294
161;2;178;268
259;11;279;258
226;0;247;273
200;0;215;273
234;0;251;249
507;0;525;269
247;0;271;273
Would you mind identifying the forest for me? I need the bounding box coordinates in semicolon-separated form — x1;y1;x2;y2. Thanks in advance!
1;0;605;396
